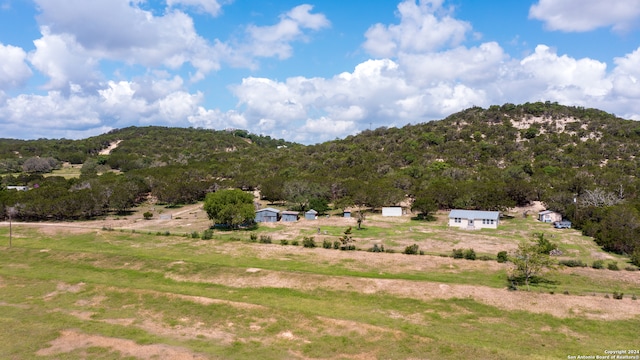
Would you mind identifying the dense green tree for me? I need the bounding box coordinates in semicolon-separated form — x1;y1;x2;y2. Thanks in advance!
260;177;286;205
203;189;255;228
411;193;438;220
593;204;640;255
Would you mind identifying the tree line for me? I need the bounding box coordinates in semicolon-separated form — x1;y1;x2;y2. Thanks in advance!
2;102;640;265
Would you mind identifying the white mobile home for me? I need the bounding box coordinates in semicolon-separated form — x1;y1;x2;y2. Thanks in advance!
448;209;500;230
538;210;562;223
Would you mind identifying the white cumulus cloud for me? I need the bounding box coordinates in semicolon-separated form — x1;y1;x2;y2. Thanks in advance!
529;0;640;32
245;4;330;59
0;43;32;89
363;0;471;57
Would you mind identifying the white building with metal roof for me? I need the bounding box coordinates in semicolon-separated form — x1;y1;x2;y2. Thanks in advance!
448;209;500;230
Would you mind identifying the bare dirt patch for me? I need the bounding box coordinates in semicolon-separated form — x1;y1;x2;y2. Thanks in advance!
99;140;123;155
36;329;208;360
44;282;86;300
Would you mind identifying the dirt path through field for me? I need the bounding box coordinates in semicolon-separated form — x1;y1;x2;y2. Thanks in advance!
98;140;122;155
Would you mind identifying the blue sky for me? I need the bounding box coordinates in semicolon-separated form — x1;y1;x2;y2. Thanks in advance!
1;0;640;144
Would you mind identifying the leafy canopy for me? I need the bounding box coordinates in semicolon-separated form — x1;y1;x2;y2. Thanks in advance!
203;189;255;228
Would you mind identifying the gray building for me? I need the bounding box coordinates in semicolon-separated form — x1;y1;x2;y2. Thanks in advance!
255;207;280;222
281;210;299;222
305;209;318;220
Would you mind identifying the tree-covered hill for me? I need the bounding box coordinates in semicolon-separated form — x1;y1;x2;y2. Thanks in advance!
2;102;640;265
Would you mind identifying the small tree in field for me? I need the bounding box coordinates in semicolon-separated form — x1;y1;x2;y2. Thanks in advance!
203;189;255;229
508;241;554;290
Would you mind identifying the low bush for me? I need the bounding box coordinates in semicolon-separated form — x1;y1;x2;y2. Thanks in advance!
607;262;619;271
280;239;289;245
613;291;624;300
250;233;258;242
201;229;213;240
452;248;464;259
302;236;316;248
259;235;272;244
497;251;508;263
559;259;586;267
291;239;299;246
403;244;419;255
332;241;340;250
478;255;493;261
191;231;200;239
591;260;604;269
143;211;153;220
464;248;476;260
322;239;332;249
368;244;385;253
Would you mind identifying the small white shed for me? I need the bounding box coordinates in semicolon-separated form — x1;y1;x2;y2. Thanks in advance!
382;207;402;217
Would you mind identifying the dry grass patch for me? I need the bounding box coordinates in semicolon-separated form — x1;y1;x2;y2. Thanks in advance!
36;329;209;360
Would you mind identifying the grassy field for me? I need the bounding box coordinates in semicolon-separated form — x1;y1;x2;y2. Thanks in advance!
0;208;639;359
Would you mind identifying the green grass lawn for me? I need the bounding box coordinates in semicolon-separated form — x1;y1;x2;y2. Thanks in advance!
0;214;638;359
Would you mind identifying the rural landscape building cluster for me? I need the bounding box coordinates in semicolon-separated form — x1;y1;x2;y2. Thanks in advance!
2;0;640;358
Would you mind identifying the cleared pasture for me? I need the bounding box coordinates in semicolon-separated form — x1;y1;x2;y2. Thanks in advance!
0;209;638;359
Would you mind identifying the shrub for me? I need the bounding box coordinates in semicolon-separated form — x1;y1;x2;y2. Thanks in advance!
259;235;272;244
563;290;570;295
333;241;340;249
280;239;289;245
607;262;619;271
385;248;396;253
164;231;170;236
250;233;258;242
291;239;299;246
201;229;213;240
625;266;638;271
322;239;332;249
591;260;605;269
464;248;476;260
143;211;153;220
632;294;637;300
559;259;586;267
613;291;624;300
302;236;316;248
191;231;200;239
403;244;419;255
534;232;557;254
452;248;464;259
368;244;385;253
478;255;493;261
631;248;640;267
